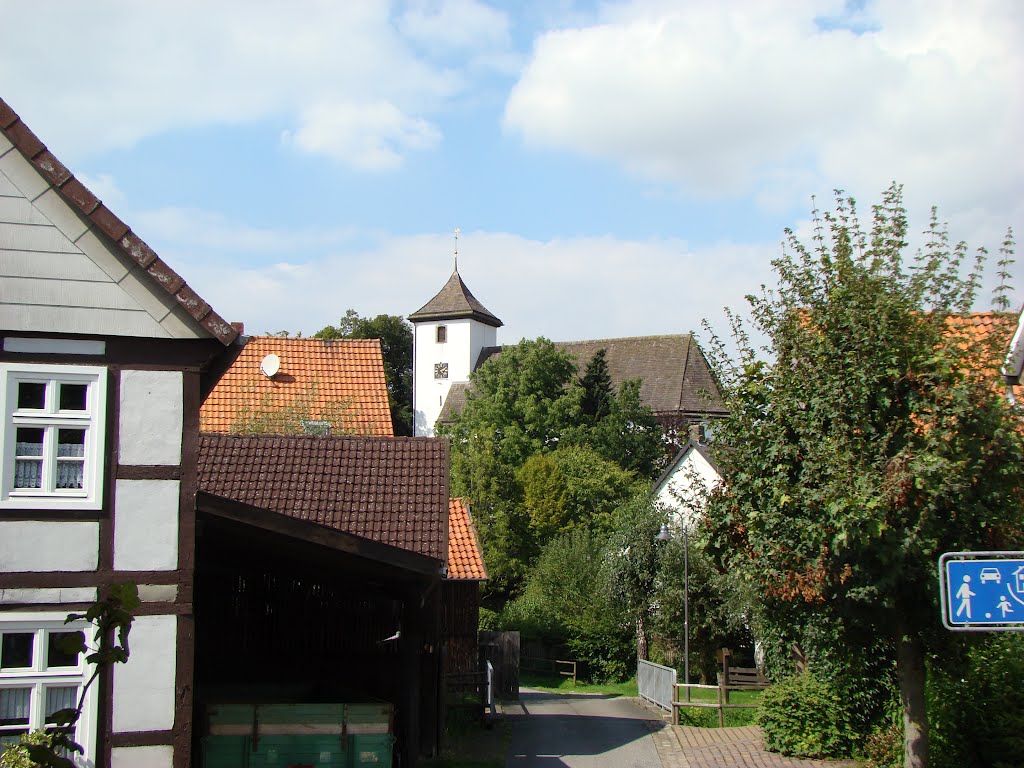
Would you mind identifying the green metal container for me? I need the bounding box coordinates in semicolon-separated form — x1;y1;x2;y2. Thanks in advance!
202;703;393;768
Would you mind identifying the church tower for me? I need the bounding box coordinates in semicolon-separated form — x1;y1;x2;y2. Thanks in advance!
408;266;502;436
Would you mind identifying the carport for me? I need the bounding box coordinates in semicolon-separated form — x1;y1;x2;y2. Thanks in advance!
193;491;444;767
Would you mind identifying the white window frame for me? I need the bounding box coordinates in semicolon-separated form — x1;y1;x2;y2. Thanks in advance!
0;612;98;767
0;363;107;511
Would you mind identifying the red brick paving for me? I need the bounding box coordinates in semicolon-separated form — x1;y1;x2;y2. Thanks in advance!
649;722;861;768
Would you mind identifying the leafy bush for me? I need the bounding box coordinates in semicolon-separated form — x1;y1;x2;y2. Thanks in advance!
478;607;500;632
1;731;55;768
757;672;859;758
928;632;1024;768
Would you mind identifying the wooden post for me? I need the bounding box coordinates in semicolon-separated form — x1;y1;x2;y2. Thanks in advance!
672;684;679;726
717;679;725;728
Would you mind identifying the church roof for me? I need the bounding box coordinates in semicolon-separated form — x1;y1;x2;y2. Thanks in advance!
440;334;727;424
408;269;503;328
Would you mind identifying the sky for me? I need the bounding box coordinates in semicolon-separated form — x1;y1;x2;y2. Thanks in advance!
2;0;1022;346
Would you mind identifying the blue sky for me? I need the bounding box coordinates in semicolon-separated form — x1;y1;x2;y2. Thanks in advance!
3;0;1021;344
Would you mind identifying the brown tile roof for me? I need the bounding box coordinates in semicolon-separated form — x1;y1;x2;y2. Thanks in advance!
553;335;727;417
198;433;449;560
445;335;727;424
447;498;487;581
0;97;238;346
200;336;394;436
408;269;503;328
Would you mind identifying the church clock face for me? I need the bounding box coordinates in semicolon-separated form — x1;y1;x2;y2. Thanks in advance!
434;362;449;379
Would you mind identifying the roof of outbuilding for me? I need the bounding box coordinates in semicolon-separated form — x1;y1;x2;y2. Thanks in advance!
408;269;503;328
200;335;394;436
198;433;449;561
0;97;238;346
447;498;487;581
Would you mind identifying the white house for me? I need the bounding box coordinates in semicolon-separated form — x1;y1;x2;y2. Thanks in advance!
652;437;722;530
0;96;240;767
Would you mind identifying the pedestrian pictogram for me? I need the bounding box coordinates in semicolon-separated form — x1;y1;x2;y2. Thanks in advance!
940;552;1024;632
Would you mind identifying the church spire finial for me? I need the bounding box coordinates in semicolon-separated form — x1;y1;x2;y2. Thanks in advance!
453;227;460;272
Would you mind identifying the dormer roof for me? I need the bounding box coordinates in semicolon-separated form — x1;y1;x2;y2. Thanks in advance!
408;269;502;328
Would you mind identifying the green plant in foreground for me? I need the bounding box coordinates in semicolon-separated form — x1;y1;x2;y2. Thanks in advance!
757;672;858;758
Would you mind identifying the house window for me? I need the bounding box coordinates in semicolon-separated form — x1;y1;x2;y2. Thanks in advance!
1;364;107;511
436;325;447;344
0;615;96;764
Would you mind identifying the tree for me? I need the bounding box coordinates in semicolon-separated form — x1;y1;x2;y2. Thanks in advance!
702;186;1024;767
316;310;414;436
579;349;613;421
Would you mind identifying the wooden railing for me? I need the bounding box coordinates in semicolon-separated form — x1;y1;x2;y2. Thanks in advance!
671;650;768;727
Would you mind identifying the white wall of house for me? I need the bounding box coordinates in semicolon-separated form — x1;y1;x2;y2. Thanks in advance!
113;480;179;571
118;371;183;465
111;746;174;768
112;614;177;733
655;445;721;529
412;317;497;436
0;521;99;571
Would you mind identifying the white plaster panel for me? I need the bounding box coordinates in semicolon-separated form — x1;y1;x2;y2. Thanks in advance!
0;521;98;571
118;266;180;324
0;146;48;200
114;480;179;571
158;306;206;340
111;745;173;768
0;248;116;281
0;305;169;338
112;614;177;733
0;222;80;253
0;587;97;604
118;370;183;465
0;197;52;225
75;229;130;281
32;187;90;241
5;276;144;308
137;584;178;602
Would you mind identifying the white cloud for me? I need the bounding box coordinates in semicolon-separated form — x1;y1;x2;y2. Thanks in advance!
398;0;510;53
0;1;482;166
152;215;777;344
282;100;442;170
503;0;1024;222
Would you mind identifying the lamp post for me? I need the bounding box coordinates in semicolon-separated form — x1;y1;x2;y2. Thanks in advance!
657;521;689;699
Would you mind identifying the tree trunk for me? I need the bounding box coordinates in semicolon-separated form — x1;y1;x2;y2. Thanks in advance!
636;614;649;661
896;623;929;768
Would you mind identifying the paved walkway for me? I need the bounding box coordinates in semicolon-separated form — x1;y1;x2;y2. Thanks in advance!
502;693;860;768
644;711;860;768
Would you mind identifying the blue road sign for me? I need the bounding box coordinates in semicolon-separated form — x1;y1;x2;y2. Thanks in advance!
940;552;1024;631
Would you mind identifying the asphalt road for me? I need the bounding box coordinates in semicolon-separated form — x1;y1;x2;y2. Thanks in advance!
504;689;663;768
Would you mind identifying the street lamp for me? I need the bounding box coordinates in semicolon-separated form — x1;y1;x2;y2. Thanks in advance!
657;521;689;699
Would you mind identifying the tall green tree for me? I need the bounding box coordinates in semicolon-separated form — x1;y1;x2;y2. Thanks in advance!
580;349;613;421
702;186;1024;767
444;337;663;599
315;310;414;436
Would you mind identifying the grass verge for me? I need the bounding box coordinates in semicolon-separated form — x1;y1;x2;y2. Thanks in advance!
519;673;638;697
674;688;762;727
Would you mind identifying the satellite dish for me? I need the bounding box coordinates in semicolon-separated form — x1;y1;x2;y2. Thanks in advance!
260;353;281;378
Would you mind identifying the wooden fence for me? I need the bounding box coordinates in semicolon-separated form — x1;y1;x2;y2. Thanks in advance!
672;649;769;727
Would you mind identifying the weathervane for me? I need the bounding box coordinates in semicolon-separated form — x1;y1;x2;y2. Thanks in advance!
454;227;460;272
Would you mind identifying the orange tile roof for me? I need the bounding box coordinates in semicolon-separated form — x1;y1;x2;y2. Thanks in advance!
944;311;1019;395
447;498;487;581
201;336;394;436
